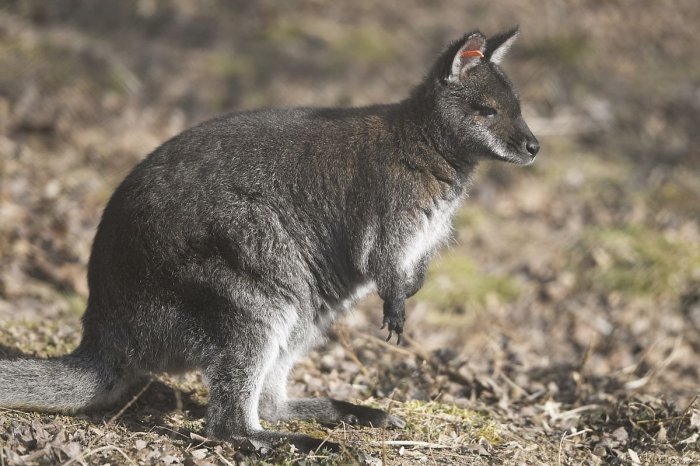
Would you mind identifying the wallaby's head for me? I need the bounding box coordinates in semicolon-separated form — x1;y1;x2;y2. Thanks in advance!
426;27;539;165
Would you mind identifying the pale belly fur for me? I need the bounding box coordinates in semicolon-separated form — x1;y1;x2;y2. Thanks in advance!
401;198;460;273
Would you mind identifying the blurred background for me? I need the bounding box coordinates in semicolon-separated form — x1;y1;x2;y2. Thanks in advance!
1;0;699;463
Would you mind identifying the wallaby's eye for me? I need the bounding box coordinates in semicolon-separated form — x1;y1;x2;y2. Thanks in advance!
477;106;498;118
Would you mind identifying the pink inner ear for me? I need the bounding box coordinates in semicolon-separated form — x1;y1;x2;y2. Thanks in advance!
460;50;484;59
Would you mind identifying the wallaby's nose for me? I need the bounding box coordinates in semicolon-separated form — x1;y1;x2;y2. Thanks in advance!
526;139;540;157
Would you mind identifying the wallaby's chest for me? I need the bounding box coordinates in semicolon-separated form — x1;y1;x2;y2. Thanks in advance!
401;197;460;273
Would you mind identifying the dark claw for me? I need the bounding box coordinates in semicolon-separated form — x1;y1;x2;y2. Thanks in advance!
380;322;386;330
387;414;407;429
396;333;402;345
386;330;393;342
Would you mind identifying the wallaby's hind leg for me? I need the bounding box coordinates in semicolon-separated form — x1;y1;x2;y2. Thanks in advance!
204;325;340;452
258;349;292;422
259;345;405;429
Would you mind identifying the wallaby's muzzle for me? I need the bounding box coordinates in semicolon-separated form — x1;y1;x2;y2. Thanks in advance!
526;138;540;158
513;116;540;165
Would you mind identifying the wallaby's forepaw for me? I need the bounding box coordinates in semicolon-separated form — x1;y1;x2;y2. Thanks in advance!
381;299;405;344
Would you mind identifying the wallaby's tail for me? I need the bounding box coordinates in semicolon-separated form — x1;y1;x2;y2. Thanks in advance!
0;354;126;412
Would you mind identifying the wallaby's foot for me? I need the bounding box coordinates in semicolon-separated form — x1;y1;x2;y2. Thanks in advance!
203;328;343;454
285;398;406;428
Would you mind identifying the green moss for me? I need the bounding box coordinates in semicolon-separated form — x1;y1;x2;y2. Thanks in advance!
0;37;131;95
571;226;700;296
417;255;520;313
331;29;395;63
263;21;308;45
650;172;700;218
263;419;328;440
209;52;254;80
181;419;205;433
401;400;501;444
453;205;486;230
62;292;87;317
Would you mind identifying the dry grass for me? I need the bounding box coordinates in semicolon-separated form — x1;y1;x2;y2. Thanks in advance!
1;1;700;464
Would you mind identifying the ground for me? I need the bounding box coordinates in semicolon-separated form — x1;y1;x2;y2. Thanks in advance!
1;1;699;465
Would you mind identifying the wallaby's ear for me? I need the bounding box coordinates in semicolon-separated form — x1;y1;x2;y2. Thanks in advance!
437;31;487;83
485;26;519;64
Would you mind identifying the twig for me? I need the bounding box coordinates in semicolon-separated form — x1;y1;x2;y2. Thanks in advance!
151;425;192;441
355;332;418;358
106;378;153;426
557;430;566;466
576;340;594;396
380;388;401;464
628;402;657;420
558;428;592;466
373;440;451;449
0;406;34;416
673;395;698;441
578;340;594;373
62;378;154;466
636;415;691;425
214;450;235;466
336;420;361;465
553;404;601;422
61;445;136;466
298;454;333;460
327;433;358;466
626;337;682;393
562;429;592;441
380;408;388;466
500;372;531;398
336;326;371;378
423;396;439;466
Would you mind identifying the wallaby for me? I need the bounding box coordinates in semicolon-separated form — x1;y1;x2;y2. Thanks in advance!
0;28;538;451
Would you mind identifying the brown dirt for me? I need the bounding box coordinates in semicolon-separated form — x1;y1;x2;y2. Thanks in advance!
1;1;699;464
